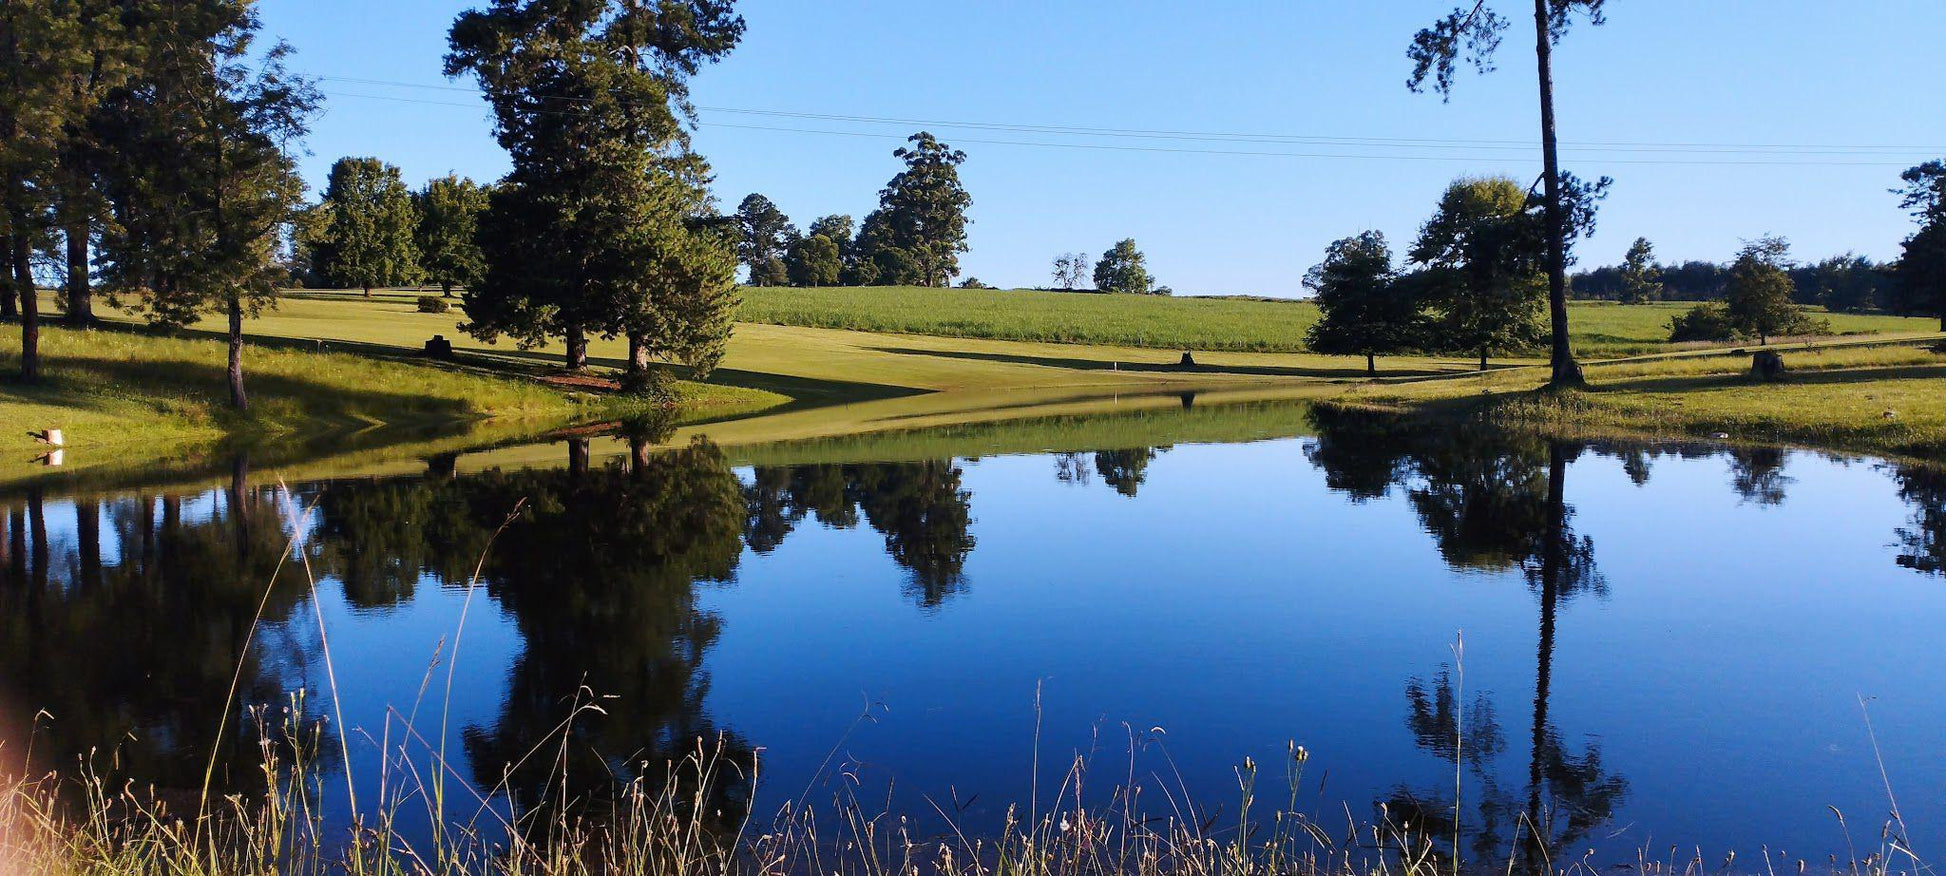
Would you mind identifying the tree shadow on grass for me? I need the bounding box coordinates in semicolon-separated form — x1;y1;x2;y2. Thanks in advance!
485;348;925;409
862;345;1461;379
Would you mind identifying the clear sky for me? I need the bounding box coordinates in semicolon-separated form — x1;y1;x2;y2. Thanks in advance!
260;0;1946;297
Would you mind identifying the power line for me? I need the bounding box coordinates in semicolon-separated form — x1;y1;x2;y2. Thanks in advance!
308;72;1946;158
318;88;1923;169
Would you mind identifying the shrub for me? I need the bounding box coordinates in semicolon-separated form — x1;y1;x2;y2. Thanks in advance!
417;295;451;314
1669;302;1738;342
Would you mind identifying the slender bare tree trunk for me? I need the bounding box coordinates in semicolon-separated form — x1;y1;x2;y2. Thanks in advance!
1366;352;1376;376
227;294;247;410
1534;0;1581;388
0;238;15;320
567;437;590;478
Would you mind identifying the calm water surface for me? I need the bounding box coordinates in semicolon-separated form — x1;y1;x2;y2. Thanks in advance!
4;403;1944;863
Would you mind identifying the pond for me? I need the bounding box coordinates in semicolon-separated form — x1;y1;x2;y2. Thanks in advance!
2;399;1943;867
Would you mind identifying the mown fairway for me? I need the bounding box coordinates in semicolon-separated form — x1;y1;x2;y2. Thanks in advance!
736;286;1938;356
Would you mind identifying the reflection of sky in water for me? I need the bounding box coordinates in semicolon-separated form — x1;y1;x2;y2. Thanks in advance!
4;436;1944;863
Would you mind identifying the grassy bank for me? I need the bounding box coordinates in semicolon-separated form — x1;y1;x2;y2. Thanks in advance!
735;286;1935;355
1342;340;1946;459
0;323;778;474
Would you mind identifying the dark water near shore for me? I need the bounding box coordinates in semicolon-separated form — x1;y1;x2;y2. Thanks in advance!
4;402;1945;864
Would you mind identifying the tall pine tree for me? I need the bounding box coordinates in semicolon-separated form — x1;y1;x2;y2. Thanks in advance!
94;1;317;409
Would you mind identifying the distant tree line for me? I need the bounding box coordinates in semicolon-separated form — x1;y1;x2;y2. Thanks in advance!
735;131;972;288
1569;238;1894;314
292;160;490;298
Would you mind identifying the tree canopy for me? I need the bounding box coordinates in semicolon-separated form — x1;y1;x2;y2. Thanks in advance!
1409;176;1548;370
1617;237;1662;304
734;192;793;286
415;173;489;297
1723;236;1818;344
1093;238;1158;295
94;3;318;409
312;156;421;295
446;0;744;373
857;132;970;287
1304;231;1421;374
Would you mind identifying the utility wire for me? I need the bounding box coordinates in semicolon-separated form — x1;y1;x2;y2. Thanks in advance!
309;72;1946;157
313;84;1929;168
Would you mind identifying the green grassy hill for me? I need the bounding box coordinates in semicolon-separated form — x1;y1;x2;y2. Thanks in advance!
735;285;1936;356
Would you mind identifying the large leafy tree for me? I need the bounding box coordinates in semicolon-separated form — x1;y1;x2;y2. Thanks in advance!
1723;236;1812;345
447;0;744;372
94;1;318;409
312;156;421;296
1894;160;1946;329
413;172;488;297
1409;176;1547;370
1616;236;1661;304
858;132;970;287
785;231;841;287
733;192;792;285
1092;238;1157;295
1408;0;1609;387
1304;230;1423;375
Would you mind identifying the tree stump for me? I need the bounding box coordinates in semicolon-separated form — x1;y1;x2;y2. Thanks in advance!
1750;350;1785;380
425;335;454;360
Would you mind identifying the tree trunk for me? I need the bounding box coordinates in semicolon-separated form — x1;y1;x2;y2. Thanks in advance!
76;497;101;588
1534;0;1581;388
567;437;590;478
0;237;14;319
65;215;93;324
1479;348;1489;371
15;229;38;381
1365;352;1376;376
362;284;372;298
27;486;48;591
627;331;649;376
564;323;588;371
629;434;650;475
1524;441;1568;871
441;282;453;298
227;294;247;410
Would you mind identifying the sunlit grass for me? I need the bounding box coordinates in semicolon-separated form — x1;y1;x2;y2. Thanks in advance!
1341;340;1946;459
735;286;1935;356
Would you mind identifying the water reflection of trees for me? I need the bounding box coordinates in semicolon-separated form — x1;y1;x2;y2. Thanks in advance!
1052;447;1171;497
1894;464;1946;574
742;460;976;607
0;463;319;797
1304;407;1624;868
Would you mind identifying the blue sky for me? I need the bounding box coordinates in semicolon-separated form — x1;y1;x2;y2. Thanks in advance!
261;0;1946;297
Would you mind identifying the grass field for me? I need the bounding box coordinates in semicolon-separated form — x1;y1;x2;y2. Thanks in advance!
1337;340;1946;459
735;285;1937;355
16;288;1946;472
0;321;782;481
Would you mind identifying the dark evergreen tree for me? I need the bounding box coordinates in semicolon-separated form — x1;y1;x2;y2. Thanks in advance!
94;3;319;409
